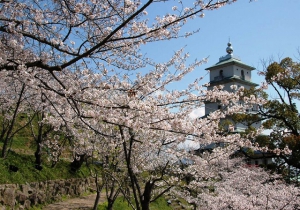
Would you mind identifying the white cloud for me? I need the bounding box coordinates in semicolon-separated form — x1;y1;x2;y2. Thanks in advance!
189;107;205;119
177;138;200;151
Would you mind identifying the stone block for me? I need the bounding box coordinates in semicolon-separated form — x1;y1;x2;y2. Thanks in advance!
23;200;31;210
4;184;17;189
0;177;94;209
68;188;75;196
60;188;66;195
38;182;45;189
0;185;6;196
20;184;29;195
53;194;62;202
29;182;38;189
3;187;16;207
64;186;70;195
37;191;46;204
65;181;72;187
16;190;28;203
47;180;54;188
29;193;38;205
18;205;25;210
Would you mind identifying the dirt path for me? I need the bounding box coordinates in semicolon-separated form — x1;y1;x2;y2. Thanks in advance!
43;193;105;210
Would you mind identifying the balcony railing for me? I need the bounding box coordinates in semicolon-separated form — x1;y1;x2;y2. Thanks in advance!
214;76;224;81
213;75;247;82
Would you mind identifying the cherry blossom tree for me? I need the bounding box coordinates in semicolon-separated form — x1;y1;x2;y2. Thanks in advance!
0;0;239;74
64;65;267;210
1;1;299;210
198;160;300;210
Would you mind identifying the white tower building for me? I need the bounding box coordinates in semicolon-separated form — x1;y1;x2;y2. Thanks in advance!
205;42;259;132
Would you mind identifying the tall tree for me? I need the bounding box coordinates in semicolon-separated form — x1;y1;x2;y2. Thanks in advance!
234;57;300;175
259;57;300;173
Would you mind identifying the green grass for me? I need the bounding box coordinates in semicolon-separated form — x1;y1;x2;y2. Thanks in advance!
0;112;88;184
0;150;90;184
149;197;173;210
27;205;43;210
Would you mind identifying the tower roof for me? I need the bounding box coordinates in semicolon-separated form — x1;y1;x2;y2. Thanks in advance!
205;42;255;71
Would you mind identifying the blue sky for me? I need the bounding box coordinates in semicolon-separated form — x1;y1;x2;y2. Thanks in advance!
143;0;300;89
141;0;300;117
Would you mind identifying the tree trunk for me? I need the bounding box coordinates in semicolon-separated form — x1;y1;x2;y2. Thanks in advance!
1;84;25;158
107;198;114;210
34;144;43;170
141;181;152;210
34;120;43;167
93;174;103;210
92;191;101;210
1;136;9;158
141;198;150;210
70;153;87;172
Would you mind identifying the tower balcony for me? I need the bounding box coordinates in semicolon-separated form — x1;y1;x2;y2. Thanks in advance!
214;75;224;81
213;75;248;82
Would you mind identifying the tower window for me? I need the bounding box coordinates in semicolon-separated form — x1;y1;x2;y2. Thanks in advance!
241;70;245;80
219;70;223;77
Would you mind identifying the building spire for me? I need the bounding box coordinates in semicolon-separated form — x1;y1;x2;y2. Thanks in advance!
226;42;233;55
218;41;237;62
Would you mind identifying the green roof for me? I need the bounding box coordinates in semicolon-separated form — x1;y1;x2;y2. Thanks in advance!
205;56;255;71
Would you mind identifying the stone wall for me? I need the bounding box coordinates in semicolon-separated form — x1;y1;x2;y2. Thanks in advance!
0;177;95;210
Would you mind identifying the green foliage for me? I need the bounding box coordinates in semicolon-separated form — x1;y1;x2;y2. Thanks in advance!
243;86;268;100
263;100;300;132
265;57;300;92
228;57;300;176
255;135;274;149
218;119;234;132
263;58;300;141
245;57;300;172
232;113;261;126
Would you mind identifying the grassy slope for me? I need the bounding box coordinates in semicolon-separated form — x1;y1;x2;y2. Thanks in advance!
0;113;85;184
0;150;90;184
